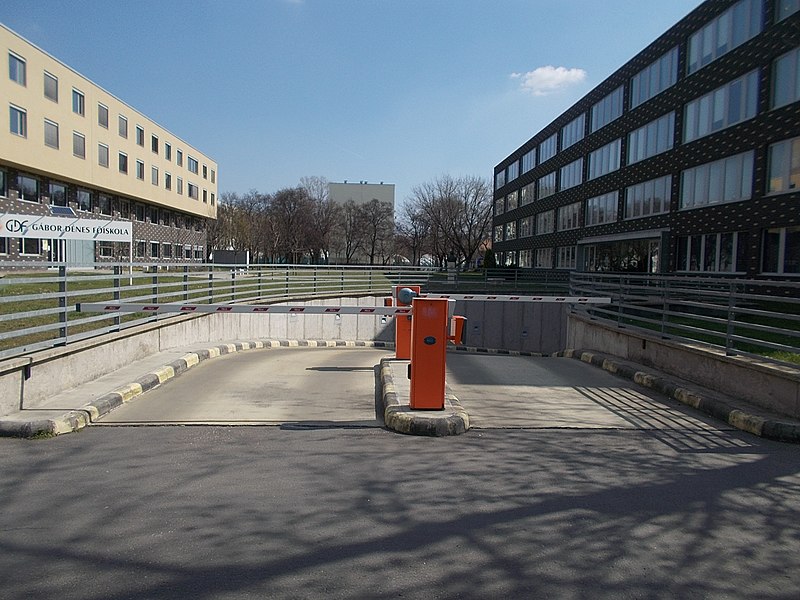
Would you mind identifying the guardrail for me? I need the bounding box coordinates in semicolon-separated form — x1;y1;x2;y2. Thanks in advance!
570;272;800;367
0;262;435;360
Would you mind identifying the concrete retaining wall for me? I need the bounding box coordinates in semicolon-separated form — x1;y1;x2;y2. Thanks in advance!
567;313;800;419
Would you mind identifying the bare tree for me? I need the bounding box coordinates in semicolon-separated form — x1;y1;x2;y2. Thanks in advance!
395;203;432;265
300;176;340;264
360;199;394;264
335;199;366;264
269;187;313;263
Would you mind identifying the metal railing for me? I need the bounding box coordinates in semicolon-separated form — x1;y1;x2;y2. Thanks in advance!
570;272;800;367
0;262;436;360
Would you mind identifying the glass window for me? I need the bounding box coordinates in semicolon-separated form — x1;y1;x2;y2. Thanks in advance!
535;248;553;268
506;190;518;211
21;238;41;255
151;135;159;154
561;114;585;149
72;89;85;116
494;197;504;216
9;104;26;137
772;46;800;109
536;210;554;234
557;246;577;269
177;177;183;195
99;194;112;215
98;103;108;128
507;161;519;183
538;134;557;163
44;71;58;101
625;175;672;219
165;172;172;191
44;119;59;149
176;149;183;167
520;182;535;205
591;86;623;132
98;143;109;167
188;156;199;174
522;149;536;173
629;112;675;163
72;131;85;159
687;0;761;73
519;216;533;237
493;225;503;243
49;182;67;206
778;0;800;21
678;232;745;272
136;160;145;180
77;189;92;211
558;201;582;231
538;172;556;199
680;151;754;209
119;115;128;138
589;139;621;180
767;137;800;193
188;182;199;199
17;174;38;201
136;125;144;146
165;142;172;161
559;158;583;191
151;166;158;186
135;204;145;221
684;70;758;141
118;152;128;174
495;170;506;190
150;242;160;258
631;46;678;108
505;221;517;240
8;52;25;86
762;226;800;274
0;170;6;197
585;191;619;226
211;169;216;184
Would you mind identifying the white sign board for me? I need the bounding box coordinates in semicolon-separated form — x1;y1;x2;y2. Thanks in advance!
0;214;132;243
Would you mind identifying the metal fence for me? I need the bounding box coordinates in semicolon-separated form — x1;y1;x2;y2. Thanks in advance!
570;272;800;367
0;262;436;360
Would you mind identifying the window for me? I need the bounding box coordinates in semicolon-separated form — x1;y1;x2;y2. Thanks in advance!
538;172;556;199
558;201;582;231
44;71;58;101
165;172;172;191
777;0;800;21
561;114;585;149
49;182;67;206
17;174;38;201
520;182;535;205
98;242;113;258
585;191;619;227
98;143;109;167
519;216;533;237
21;238;41;256
505;221;517;240
211;169;216;184
506;161;518;183
10;104;26;137
494;197;504;216
203;189;207;203
591;86;623;132
519;249;532;268
177;177;183;194
72;132;85;159
631;47;678;109
151;166;159;186
678;232;745;272
176;149;183;167
493;225;503;242
210;193;216;206
535;248;553;268
151;135;159;154
625;175;672;219
495;170;506;190
135;204;145;221
629;112;675;164
150;242;160;258
680;151;754;209
588;139;621;180
188;156;199;174
96;103;108;128
762;226;800;274
684;70;758;142
767;137;800;194
98;194;112;215
44;119;59;148
9;52;25;86
0;237;7;254
77;189;92;212
687;0;762;74
72;89;84;116
538;133;558;164
136;160;145;180
188;182;199;199
162;243;172;258
165;142;172;161
506;190;518;211
536;210;554;234
136;125;144;146
0;169;5;198
522;149;536;173
772;46;800;109
559;158;583;191
557;246;577;269
133;240;145;258
119;115;128;138
118;152;128;174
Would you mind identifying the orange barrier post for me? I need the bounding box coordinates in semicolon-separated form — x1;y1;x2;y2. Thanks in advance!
393;285;419;360
408;297;451;410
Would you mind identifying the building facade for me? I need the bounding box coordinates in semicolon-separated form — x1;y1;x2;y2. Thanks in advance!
1;23;217;266
492;0;799;278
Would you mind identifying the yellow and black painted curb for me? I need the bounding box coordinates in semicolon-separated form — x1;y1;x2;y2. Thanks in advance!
0;340;393;439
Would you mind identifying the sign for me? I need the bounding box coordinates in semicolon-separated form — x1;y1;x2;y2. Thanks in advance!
0;214;132;243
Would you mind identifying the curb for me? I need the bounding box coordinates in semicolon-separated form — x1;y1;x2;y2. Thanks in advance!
379;358;470;436
563;348;800;443
0;340;393;439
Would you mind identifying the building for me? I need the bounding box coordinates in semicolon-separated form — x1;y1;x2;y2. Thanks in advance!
492;0;799;278
328;181;395;210
328;181;396;264
0;23;217;266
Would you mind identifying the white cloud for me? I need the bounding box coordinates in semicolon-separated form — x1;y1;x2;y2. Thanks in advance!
511;66;587;96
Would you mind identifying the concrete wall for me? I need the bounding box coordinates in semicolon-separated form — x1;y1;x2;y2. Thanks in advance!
567;313;800;419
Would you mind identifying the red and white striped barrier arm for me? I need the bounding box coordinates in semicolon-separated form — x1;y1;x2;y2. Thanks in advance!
77;302;413;315
423;294;611;304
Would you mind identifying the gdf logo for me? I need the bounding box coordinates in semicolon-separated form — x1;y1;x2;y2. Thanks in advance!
2;218;29;233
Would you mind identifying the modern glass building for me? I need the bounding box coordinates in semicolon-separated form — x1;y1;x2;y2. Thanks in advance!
492;0;799;278
1;23;218;266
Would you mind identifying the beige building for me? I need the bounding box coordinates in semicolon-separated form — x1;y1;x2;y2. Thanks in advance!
0;23;217;265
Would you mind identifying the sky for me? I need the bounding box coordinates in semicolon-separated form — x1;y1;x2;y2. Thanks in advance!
1;0;702;208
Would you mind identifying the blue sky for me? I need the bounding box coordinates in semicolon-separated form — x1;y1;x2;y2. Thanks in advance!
2;0;701;207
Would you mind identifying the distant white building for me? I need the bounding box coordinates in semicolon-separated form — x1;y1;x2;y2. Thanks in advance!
329;181;395;212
